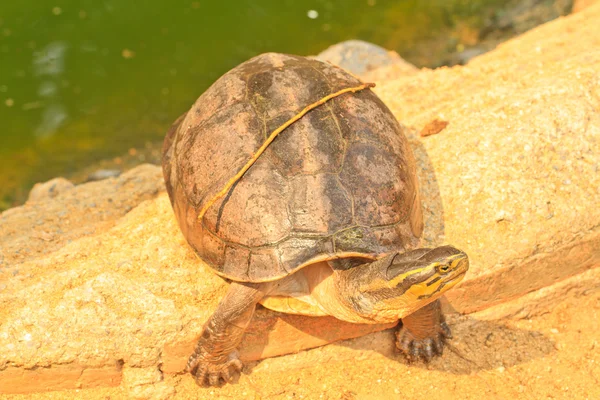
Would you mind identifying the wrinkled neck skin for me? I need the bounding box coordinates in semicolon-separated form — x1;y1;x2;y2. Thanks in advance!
330;256;437;324
302;264;382;324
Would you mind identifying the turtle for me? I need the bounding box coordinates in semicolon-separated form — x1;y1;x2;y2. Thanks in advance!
161;52;469;387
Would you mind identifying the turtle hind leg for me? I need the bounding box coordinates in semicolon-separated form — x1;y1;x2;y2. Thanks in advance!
395;299;451;362
188;281;266;386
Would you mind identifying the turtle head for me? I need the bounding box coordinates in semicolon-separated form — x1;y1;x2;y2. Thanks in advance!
383;245;469;298
338;246;469;321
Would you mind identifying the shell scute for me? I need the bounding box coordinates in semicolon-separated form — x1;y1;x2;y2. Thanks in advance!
177;102;261;208
333;226;382;255
248;249;285;281
267;107;346;176
162;53;423;282
289;174;353;234
223;245;251;280
276;236;335;273
338;92;409;156
339;142;413;226
205;160;292;248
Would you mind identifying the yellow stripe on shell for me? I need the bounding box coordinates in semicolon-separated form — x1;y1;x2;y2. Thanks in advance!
197;82;376;222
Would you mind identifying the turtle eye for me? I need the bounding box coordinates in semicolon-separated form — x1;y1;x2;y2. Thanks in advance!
437;264;450;273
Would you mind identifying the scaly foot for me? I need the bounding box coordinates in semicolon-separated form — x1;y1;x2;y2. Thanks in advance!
187;350;243;387
395;320;452;362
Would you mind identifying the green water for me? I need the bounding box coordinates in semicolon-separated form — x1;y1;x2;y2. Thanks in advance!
0;0;533;209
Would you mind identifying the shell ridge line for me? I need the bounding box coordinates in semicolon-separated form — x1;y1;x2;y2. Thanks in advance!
196;82;376;222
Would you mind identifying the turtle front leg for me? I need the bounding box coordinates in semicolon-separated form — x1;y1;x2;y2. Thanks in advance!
395;299;451;362
188;281;265;386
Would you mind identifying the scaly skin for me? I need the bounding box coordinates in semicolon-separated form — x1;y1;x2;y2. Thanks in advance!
187;282;265;386
189;247;467;387
395;299;452;362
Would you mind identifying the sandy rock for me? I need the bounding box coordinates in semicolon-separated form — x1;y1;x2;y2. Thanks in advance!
86;169;122;182
1;4;600;396
162;310;396;374
122;365;175;400
0;363;122;394
375;5;600;313
0;191;392;395
315;40;417;80
27;177;74;202
0;164;164;269
573;0;600;12
470;266;600;321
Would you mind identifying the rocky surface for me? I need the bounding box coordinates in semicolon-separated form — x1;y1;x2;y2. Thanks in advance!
3;274;599;399
1;3;599;398
26;178;75;202
0;175;392;395
0;165;164;270
573;0;599;12
315;40;418;80
376;5;600;315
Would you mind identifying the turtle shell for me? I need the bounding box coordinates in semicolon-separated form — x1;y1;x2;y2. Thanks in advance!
162;53;423;282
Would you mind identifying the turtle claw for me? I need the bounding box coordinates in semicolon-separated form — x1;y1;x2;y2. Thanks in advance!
188;352;243;387
432;335;444;355
420;338;435;362
440;321;452;339
395;323;451;363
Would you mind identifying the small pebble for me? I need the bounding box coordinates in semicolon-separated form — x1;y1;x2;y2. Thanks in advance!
87;169;121;182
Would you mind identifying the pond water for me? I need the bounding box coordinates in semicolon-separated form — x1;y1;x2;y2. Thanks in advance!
0;0;568;209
